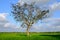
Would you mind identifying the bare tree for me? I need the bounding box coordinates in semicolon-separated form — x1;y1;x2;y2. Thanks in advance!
11;2;49;36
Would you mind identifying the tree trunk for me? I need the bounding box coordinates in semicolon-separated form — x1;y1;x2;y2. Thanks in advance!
26;26;30;36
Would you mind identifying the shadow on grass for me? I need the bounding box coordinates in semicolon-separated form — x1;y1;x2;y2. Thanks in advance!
40;35;60;39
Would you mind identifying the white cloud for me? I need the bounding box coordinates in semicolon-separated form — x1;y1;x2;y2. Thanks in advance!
18;0;50;5
0;13;8;26
4;23;20;29
0;13;26;32
0;13;8;25
0;13;7;21
43;18;60;22
49;2;60;11
30;18;60;32
0;13;60;32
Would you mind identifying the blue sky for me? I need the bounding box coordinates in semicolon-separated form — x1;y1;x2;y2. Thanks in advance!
0;0;60;32
0;0;18;23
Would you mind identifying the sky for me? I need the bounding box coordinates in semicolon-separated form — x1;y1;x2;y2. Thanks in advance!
0;0;60;32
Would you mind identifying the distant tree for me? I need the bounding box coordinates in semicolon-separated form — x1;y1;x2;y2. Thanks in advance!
11;2;49;36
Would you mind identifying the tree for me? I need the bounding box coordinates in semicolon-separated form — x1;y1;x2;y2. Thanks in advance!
11;2;49;36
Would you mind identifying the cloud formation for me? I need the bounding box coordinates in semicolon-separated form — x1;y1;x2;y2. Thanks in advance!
0;13;27;32
18;0;60;12
18;0;49;5
0;0;60;32
0;13;8;27
0;13;60;32
0;13;17;31
30;18;60;32
49;2;60;11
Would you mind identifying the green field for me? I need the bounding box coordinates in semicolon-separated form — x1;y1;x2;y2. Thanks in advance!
0;32;60;40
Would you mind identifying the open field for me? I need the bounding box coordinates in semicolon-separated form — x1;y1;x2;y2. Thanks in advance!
0;32;60;40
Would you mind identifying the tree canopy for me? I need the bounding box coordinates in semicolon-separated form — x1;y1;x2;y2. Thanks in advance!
11;2;49;36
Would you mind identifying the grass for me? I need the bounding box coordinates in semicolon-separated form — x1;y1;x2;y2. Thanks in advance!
0;32;60;40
